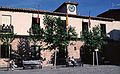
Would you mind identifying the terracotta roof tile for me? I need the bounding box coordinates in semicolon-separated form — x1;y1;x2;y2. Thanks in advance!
0;6;114;21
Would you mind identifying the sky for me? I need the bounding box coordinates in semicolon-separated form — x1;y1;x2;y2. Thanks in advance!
0;0;120;16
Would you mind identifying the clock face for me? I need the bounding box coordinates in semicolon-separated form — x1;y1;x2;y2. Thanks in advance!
68;5;75;12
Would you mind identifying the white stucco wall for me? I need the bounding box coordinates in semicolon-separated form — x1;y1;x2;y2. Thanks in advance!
0;11;32;35
0;10;120;40
0;10;120;67
68;17;120;40
107;21;120;40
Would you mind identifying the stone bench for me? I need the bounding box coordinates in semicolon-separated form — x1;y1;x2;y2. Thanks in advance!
23;60;42;69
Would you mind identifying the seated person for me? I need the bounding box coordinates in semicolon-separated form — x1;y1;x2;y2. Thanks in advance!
70;57;78;67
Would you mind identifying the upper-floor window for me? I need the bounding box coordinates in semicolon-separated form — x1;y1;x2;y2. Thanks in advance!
100;24;106;35
62;20;67;32
31;17;40;34
0;15;14;33
32;17;40;25
2;15;11;25
82;22;88;33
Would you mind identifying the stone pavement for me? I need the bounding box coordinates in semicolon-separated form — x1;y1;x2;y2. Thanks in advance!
0;65;120;74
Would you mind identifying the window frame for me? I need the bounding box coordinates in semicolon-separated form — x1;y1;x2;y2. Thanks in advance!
82;22;88;33
100;24;106;35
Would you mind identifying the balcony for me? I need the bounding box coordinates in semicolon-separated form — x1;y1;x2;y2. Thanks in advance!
0;24;14;34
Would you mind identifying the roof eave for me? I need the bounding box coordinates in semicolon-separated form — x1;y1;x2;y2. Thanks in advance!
0;6;114;22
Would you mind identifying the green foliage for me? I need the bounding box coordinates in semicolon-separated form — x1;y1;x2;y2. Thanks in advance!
67;26;78;40
81;26;106;52
43;15;78;50
0;32;15;60
28;23;44;45
17;38;31;60
0;32;15;45
43;15;78;65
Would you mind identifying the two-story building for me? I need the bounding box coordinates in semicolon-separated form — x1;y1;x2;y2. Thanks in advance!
0;2;120;67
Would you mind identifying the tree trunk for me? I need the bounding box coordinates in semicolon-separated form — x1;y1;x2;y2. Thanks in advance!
66;46;68;58
96;51;99;65
93;52;95;66
54;48;57;69
7;44;11;70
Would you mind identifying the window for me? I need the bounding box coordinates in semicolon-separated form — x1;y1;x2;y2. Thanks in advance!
62;20;66;31
30;45;40;60
1;15;13;33
74;47;77;50
82;22;88;33
32;17;40;25
0;44;11;58
2;15;11;25
31;17;40;34
100;24;106;35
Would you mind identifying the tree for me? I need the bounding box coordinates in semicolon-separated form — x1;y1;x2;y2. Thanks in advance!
17;38;31;60
0;33;15;45
27;20;44;61
0;32;15;59
80;26;106;65
43;15;78;68
0;32;15;70
28;22;44;46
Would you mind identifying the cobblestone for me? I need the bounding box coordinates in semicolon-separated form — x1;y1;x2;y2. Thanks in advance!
0;65;120;74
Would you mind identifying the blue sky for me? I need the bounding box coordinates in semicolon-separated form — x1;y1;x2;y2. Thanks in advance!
0;0;120;16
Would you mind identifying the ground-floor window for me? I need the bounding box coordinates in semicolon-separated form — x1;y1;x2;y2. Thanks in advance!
0;44;11;58
30;45;41;60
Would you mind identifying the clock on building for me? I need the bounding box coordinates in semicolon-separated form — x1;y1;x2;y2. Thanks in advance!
68;5;75;12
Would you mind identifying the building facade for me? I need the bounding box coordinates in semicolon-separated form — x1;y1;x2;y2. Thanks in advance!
0;2;120;67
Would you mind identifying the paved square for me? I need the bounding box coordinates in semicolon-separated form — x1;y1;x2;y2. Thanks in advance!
0;65;120;74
